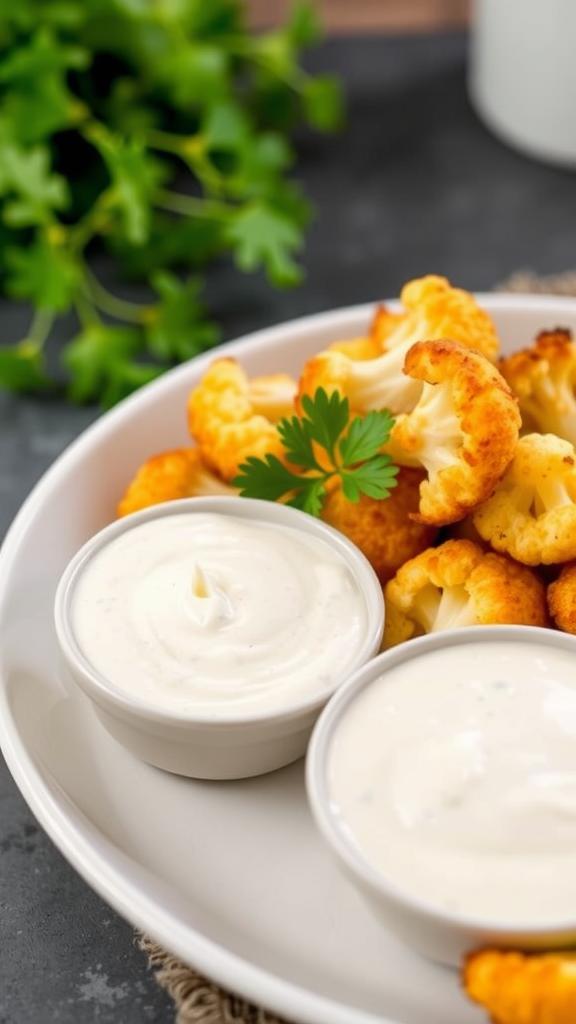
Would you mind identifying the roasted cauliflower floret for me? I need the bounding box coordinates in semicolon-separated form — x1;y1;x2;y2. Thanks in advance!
383;538;548;648
320;468;438;584
400;273;500;361
390;339;521;526
327;335;384;360
187;358;297;481
117;447;235;517
498;328;576;444
473;433;576;565
323;304;407;362
246;370;298;421
463;949;576;1024
369;302;407;347
548;561;576;633
297;274;500;418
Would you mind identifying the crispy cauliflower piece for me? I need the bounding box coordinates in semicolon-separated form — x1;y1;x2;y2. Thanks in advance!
327;335;384;360
383;538;549;648
369;302;407;346
400;274;500;361
117;447;235;517
320;468;438;584
390;339;521;526
323;304;407;362
246;370;298;421
463;949;576;1024
548;561;576;633
297;274;500;418
473;433;576;565
498;329;576;444
187;358;297;481
327;335;381;360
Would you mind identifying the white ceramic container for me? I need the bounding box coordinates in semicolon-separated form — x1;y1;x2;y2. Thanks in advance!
469;0;576;167
54;495;385;780
307;625;576;966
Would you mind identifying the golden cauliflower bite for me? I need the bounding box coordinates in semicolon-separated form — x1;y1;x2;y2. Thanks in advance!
463;949;576;1024
383;538;549;648
390;339;521;526
473;432;576;566
498;329;576;445
326;335;384;361
369;302;407;346
320;467;438;584
318;303;407;363
297;274;501;418
117;447;235;517
187;358;297;481
548;561;576;633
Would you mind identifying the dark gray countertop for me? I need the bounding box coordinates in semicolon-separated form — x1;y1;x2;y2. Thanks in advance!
1;31;576;1024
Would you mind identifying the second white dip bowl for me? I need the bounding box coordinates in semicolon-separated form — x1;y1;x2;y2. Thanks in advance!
306;625;576;965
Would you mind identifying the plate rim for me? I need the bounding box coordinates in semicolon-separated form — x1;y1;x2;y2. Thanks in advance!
2;291;576;1024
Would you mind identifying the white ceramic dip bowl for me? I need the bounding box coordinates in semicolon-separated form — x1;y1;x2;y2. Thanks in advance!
54;495;384;780
306;624;576;966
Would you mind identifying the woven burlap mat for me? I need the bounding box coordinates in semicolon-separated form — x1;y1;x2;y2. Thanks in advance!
138;934;288;1024
137;268;576;1024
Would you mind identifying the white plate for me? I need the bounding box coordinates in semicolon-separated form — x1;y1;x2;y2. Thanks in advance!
2;294;576;1024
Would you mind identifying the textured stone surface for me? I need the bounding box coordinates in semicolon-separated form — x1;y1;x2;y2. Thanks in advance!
2;31;576;1023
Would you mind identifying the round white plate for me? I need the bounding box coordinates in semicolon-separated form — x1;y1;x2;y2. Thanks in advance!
2;294;576;1024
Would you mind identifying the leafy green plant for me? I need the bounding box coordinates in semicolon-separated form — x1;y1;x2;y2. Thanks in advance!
234;387;399;515
0;0;343;407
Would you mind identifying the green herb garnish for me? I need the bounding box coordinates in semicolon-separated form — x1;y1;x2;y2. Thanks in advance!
233;387;399;516
0;0;344;407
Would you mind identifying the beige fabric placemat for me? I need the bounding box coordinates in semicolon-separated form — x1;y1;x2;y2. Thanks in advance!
137;268;576;1024
138;934;290;1023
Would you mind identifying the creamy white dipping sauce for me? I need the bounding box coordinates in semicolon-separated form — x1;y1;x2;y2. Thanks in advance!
329;640;576;923
70;511;369;717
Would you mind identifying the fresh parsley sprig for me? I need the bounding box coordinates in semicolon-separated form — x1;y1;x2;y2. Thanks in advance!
233;387;399;516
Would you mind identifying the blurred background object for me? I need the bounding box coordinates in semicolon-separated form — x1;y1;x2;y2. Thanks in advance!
248;0;471;32
469;0;576;168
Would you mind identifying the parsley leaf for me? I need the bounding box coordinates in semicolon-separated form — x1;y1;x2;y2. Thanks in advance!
0;27;89;144
156;43;229;108
341;458;400;503
0;140;70;225
86;125;170;246
62;322;147;405
300;387;349;458
302;76;345;132
339;408;396;465
225;202;303;287
145;271;220;362
233;454;304;503
277;413;323;471
5;238;81;311
287;0;322;47
0;342;52;393
233;387;399;516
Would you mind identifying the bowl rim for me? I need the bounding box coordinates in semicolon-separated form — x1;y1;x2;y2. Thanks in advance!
54;494;385;728
306;623;576;938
